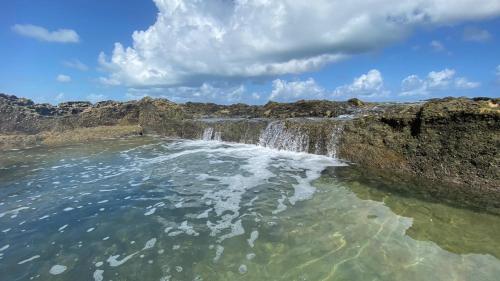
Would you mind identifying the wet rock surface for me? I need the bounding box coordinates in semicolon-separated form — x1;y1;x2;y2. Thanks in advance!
0;93;498;211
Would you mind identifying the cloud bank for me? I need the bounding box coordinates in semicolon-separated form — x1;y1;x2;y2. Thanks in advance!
12;24;79;43
400;68;480;96
99;0;500;88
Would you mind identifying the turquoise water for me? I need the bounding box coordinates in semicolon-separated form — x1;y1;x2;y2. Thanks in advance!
0;137;499;280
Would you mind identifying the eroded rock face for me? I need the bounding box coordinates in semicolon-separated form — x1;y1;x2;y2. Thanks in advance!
1;93;498;211
337;98;499;212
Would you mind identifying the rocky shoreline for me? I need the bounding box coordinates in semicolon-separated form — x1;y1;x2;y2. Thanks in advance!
1;93;498;213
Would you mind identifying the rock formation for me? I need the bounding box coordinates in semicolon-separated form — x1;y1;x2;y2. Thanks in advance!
1;92;498;212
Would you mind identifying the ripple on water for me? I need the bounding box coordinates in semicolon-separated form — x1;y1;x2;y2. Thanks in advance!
0;138;499;281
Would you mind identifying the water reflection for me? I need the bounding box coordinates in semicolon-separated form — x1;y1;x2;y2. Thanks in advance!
326;165;500;259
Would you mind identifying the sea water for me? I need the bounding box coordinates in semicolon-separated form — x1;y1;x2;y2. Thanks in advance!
0;137;499;280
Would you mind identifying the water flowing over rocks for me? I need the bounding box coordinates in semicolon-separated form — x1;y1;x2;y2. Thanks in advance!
0;93;498;212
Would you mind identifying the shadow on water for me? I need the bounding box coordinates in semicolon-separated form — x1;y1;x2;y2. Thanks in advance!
321;165;500;260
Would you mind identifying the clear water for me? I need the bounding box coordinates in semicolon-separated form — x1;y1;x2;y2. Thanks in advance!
1;137;499;281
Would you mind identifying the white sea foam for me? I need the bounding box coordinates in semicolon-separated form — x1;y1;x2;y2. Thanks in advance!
0;244;9;252
196;208;211;219
214;245;224;262
107;253;137;267
143;238;157;250
247;230;259;248
144;208;156;216
58;224;68;231
49;265;67;275
179;221;199;236
272;194;287;214
18;255;40;264
93;269;104;281
0;206;30;218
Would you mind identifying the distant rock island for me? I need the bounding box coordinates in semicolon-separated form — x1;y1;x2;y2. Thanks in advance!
1;93;498;213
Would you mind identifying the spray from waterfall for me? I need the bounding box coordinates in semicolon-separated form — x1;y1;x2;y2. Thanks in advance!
259;120;344;158
202;127;222;141
258;121;309;153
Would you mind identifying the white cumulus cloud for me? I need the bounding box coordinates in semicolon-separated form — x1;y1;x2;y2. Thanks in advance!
99;0;500;88
56;74;71;83
126;83;248;104
333;69;388;98
12;24;79;43
454;77;481;89
63;59;88;71
400;68;480;95
269;78;325;102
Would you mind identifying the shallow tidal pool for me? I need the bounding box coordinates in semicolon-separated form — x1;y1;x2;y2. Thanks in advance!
1;137;499;281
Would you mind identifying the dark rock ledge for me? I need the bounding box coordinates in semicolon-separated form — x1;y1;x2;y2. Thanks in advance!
1;93;498;213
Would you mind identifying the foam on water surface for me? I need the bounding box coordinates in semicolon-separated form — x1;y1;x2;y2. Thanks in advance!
0;137;499;280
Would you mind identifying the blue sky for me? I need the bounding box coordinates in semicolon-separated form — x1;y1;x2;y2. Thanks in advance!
1;0;499;105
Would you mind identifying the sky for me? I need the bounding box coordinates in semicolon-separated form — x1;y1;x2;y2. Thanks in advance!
1;0;500;105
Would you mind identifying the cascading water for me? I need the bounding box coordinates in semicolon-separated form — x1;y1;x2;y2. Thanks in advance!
326;124;344;158
213;131;222;141
259;120;345;158
202;128;214;140
258;121;309;153
202;127;222;141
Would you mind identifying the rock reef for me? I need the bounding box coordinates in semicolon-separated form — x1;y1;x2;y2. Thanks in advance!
1;92;498;212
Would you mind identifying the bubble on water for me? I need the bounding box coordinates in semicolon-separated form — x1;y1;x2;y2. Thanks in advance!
87;227;95;233
63;207;74;212
0;244;9;252
239;264;248;274
246;253;256;260
49;265;67;275
175;266;183;272
172;245;180;250
95;261;103;267
102;236;110;241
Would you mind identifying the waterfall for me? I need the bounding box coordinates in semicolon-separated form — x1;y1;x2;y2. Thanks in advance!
202;127;222;141
202;128;214;140
214;131;222;141
259;120;344;158
326;124;344;158
258;121;309;152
